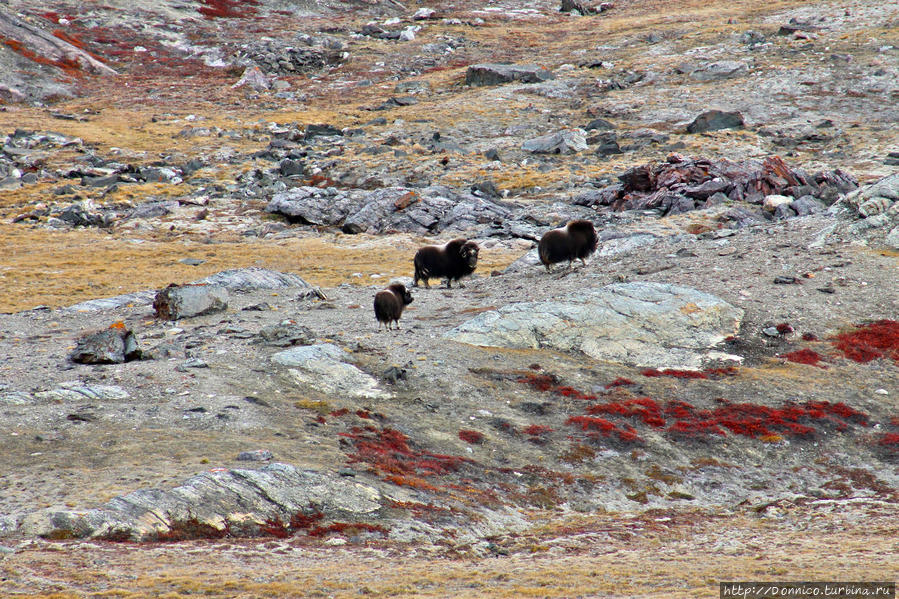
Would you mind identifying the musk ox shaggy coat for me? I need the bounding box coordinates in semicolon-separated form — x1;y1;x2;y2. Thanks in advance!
412;239;479;289
374;283;414;330
538;220;599;272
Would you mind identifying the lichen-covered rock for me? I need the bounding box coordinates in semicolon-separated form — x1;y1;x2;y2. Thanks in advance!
445;282;743;369
272;343;390;400
17;464;384;541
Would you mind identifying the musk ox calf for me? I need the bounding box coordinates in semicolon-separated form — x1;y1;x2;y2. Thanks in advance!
374;283;414;331
538;220;598;272
413;238;479;289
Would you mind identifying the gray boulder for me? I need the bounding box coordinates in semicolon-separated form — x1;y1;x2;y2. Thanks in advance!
688;61;749;81
70;327;142;364
465;63;555;87
153;284;229;320
445;282;743;369
272;343;390;400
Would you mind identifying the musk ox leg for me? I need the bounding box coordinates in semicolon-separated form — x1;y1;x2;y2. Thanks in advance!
443;278;452;289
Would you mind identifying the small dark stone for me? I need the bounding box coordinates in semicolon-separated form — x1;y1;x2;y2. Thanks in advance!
585;118;615;131
236;449;273;461
484;148;501;161
179;258;206;266
773;276;799;284
304;124;343;139
383;366;407;384
279;158;304;176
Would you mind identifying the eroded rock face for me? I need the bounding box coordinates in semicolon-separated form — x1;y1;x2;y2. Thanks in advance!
272;343;390;400
266;185;514;235
445;282;743;369
18;464;383;541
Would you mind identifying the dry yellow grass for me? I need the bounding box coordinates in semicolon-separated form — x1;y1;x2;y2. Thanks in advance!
0;226;521;312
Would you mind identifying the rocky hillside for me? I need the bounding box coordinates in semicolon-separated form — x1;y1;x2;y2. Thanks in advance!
0;0;897;596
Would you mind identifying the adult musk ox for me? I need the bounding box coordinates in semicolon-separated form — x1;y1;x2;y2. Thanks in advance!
413;239;479;289
373;283;414;331
538;220;598;272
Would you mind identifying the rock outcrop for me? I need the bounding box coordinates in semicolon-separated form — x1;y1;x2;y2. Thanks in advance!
445;282;743;369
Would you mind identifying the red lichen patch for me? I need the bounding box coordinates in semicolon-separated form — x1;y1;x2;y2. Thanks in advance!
516;372;597;400
517;372;559;392
642;367;707;379
0;35;84;77
781;348;827;368
330;408;350;417
356;410;372;419
458;429;485;444
153;517;228;542
523;424;553;445
641;367;738;380
566;416;642;443
260;510;325;539
198;0;259;19
384;474;440;492
664;399;867;441
586;397;666;428
308;522;388;538
605;377;635;388
831;320;899;363
339;425;472;478
878;433;899;447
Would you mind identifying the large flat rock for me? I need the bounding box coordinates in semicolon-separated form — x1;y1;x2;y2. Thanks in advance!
444;282;743;369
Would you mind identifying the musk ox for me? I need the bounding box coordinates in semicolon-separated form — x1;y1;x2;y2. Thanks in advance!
374;283;414;331
537;220;598;272
412;238;479;289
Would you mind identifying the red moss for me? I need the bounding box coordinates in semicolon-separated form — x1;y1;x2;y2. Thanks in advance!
879;433;899;447
517;372;558;392
0;35;84;76
642;368;707;379
356;409;372;419
308;522;388;538
831;320;899;363
516;372;596;399
458;429;485;444
330;408;350;417
260;510;324;538
523;424;553;436
339;425;472;477
566;416;642;443
664;399;866;440
605;377;635;388
776;323;795;335
586;397;665;428
782;348;826;368
641;367;737;379
198;0;258;18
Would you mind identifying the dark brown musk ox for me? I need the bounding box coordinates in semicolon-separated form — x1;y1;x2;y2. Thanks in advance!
412;238;479;289
537;220;599;272
373;283;414;331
